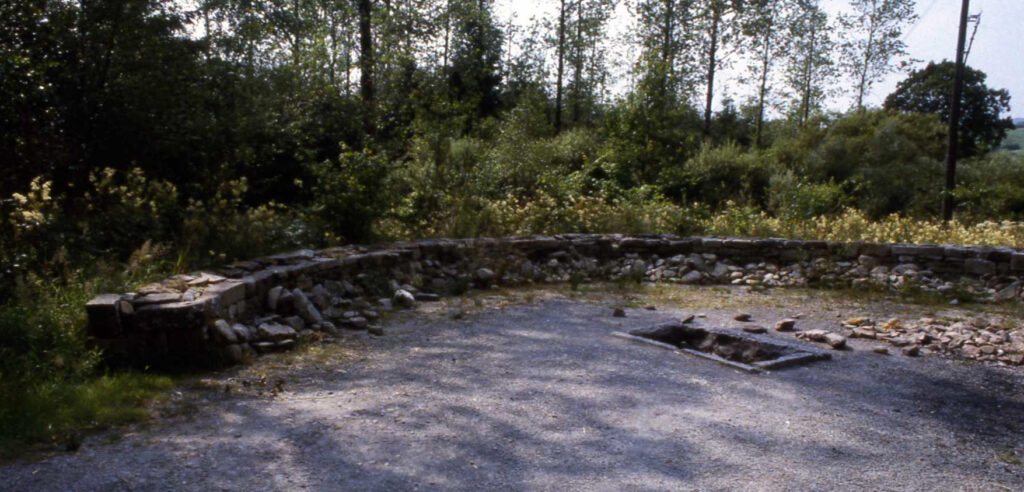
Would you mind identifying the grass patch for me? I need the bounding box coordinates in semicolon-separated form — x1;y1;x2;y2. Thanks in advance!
0;263;178;457
995;450;1022;466
0;372;174;456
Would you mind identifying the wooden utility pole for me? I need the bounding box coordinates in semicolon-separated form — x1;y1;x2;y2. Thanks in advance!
942;0;970;222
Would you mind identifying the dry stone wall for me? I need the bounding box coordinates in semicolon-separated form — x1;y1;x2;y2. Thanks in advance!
86;235;1024;368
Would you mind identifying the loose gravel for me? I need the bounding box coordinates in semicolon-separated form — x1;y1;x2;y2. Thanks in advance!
3;288;1024;491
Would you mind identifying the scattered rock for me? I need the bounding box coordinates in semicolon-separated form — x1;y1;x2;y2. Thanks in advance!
797;330;847;349
774;319;796;332
872;347;889;355
612;308;626;318
741;325;767;334
733;313;752;322
901;345;920;357
680;314;695;324
393;289;416;308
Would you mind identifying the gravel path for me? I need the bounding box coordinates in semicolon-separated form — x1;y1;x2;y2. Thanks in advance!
3;290;1024;491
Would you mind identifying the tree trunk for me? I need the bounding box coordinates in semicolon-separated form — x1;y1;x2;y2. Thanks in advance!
662;0;674;97
703;3;721;136
571;0;584;125
358;0;374;135
801;20;816;127
555;0;567;134
755;8;774;147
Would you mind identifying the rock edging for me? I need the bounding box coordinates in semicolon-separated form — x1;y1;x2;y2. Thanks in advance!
85;234;1024;368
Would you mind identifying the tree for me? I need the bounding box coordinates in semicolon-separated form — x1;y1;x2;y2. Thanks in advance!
632;0;697;103
549;0;616;132
741;0;794;146
784;0;836;127
693;0;743;136
447;0;503;130
839;0;917;111
884;61;1014;157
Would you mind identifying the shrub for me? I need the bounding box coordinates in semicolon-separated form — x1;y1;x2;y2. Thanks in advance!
306;145;393;243
660;141;774;208
801;110;946;218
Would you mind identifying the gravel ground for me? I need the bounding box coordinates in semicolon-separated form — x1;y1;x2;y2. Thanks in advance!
3;287;1024;491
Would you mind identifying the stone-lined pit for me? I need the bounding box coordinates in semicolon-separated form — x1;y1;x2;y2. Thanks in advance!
617;320;830;372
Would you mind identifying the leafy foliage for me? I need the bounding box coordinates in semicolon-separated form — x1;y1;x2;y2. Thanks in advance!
885;61;1015;157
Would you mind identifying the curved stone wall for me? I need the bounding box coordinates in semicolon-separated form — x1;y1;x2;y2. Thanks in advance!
85;235;1024;367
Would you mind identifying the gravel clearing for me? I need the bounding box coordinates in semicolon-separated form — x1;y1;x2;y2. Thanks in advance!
3;287;1024;491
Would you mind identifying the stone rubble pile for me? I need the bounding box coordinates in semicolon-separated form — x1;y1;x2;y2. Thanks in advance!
85;235;1024;368
845;316;1024;365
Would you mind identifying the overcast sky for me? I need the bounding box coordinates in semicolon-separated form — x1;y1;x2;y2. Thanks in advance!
494;0;1024;118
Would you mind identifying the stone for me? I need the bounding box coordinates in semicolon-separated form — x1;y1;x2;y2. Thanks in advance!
824;333;847;349
367;325;385;336
774;319;796;332
742;325;767;334
393;289;416;308
187;272;227;287
843;317;872;327
733;313;752;322
1011;253;1024;272
211;319;238;345
222;344;245;364
86;294;130;338
902;345;921;357
872;347;889;355
414;292;441;302
231;324;250;342
994;281;1022;303
964;258;996;276
475;268;496;283
851;327;876;339
310;284;332;310
679;270;703;284
282;315;306;331
613;308;626;318
680;314;695;324
798;330;846;349
291;289;324;324
257;322;297;342
275;339;296;350
204;280;246;306
276;290;296;315
253;342;277;354
858;255;880;269
134;293;182;306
